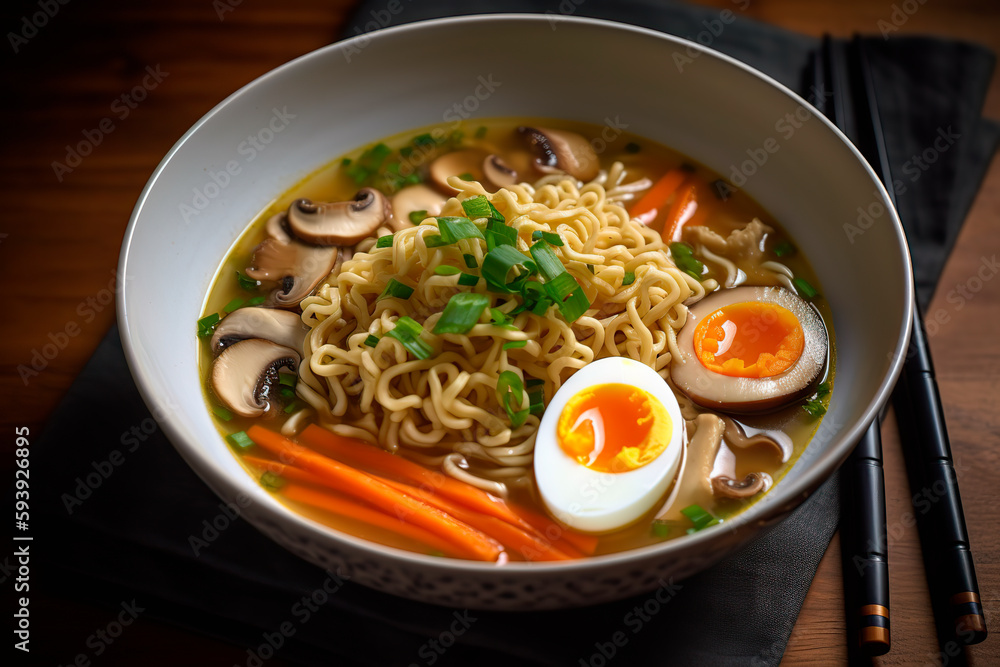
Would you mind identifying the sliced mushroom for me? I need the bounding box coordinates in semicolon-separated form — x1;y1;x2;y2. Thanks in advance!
286;188;390;246
246;237;337;308
517;126;600;182
210;339;301;418
391;184;446;229
482;154;517;188
721;415;792;463
429;149;488;193
655;413;724;521
712;472;769;498
210;307;309;356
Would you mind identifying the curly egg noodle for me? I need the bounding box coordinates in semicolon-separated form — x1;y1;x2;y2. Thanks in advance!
295;165;707;493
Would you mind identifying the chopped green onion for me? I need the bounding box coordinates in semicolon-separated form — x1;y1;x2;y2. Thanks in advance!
496;371;528;428
212;405;233;421
482;245;537;293
624;141;641;154
424;216;485;248
502;340;527;350
528;241;564;281
413;133;436;146
530;297;552;316
432;293;490;335
236;271;258;291
484;221;517;250
670;242;704;280
525;378;545;388
385;316;433;360
364;334;380;348
457;273;479;287
461;196;494;220
245;296;266;307
346;142;392;185
815;381;832;397
793;277;818;299
340;157;352;167
651;519;671;538
197;313;221;338
489;307;516;329
463;253;478;268
527;384;545;416
622;272;636;286
434;265;462;276
403;173;421;186
227;431;255;450
399;146;413;158
543;274;590;323
376;234;394;248
409;210;428;225
531;230;564;246
283;400;303;414
474;126;487;139
802;399;827;418
378;278;414;301
260;471;286;490
224;298;244;313
459;172;474;181
278;372;297;388
681;504;720;531
279;386;296;399
773;240;796;257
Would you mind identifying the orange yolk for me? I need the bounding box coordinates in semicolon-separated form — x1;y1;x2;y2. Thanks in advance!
692;301;804;378
555;383;671;473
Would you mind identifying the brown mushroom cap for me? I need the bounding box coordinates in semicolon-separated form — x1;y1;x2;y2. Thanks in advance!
712;472;769;498
246;237;337;308
285;188;390;246
429;149;488;194
482;154;517;188
390;184;446;229
209;307;308;356
517;126;600;182
210;338;301;418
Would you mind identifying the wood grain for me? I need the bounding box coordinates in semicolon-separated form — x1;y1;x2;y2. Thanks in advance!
1;0;996;664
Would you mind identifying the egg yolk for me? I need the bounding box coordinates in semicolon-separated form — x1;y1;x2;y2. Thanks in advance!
692;301;804;378
556;383;672;473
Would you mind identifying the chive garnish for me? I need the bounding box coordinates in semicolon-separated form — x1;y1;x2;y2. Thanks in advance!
260;471;286;491
408;210;428;225
793;277;819;299
340;158;352;167
227;431;255;450
463;253;478;269
474;126;487;139
432;293;490;335
283;400;303;414
681;504;720;531
376;234;394;248
670;242;705;281
363;334;380;348
502;340;527;350
385;316;433;360
458;172;475;181
651;520;671;538
622;272;636;286
773;240;796;257
378;278;414;301
423;217;485;248
496;371;529;428
531;230;564;246
236;271;258;291
245;296;266;306
434;265;462;276
278;372;296;388
197;313;221;338
212;405;233;422
457;273;479;287
224;298;244;313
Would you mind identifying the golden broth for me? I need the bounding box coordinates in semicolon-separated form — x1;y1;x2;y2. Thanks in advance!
199;118;835;559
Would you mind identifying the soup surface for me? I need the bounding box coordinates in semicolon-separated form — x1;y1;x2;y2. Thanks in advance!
199;118;835;562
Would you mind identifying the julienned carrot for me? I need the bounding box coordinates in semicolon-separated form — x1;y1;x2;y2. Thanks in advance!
661;183;698;243
381;477;575;561
298;424;599;554
299;425;519;524
509;505;599;556
629;167;687;222
281;484;462;558
245;426;502;562
242;455;326;486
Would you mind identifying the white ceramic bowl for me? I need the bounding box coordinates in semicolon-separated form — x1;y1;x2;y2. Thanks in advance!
118;15;912;610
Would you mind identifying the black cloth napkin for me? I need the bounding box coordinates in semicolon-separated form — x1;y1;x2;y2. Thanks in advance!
29;2;998;665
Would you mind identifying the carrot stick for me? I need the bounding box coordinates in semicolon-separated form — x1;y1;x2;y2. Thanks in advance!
661;183;698;243
245;426;503;562
243;455;327;486
298;424;600;556
281;484;463;558
509;506;599;556
629;167;687;222
381;478;576;561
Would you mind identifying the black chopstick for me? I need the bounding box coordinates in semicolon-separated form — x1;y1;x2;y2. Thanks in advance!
825;33;988;647
813;35;892;656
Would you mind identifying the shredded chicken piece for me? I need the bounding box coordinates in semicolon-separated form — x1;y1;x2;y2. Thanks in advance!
683;218;774;260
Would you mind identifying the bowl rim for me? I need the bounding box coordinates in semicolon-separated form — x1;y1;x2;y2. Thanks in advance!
117;13;914;573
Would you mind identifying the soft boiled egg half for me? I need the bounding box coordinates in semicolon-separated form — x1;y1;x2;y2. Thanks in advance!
534;357;684;533
671;285;828;413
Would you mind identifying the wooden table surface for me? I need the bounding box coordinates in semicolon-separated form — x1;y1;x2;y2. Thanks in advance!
2;0;996;664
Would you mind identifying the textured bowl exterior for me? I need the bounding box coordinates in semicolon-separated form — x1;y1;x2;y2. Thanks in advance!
118;15;912;610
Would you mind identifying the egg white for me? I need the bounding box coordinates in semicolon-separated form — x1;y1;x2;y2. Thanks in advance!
534;357;684;533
